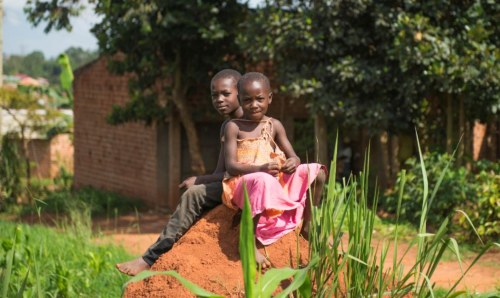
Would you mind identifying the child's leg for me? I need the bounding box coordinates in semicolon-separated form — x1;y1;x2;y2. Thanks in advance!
300;168;327;239
252;213;271;269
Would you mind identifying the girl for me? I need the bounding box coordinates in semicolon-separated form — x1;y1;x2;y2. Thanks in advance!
223;72;326;268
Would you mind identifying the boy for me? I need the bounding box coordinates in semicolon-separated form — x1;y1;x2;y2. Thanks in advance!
116;69;243;275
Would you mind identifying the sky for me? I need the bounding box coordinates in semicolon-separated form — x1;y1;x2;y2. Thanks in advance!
3;0;263;59
3;0;99;59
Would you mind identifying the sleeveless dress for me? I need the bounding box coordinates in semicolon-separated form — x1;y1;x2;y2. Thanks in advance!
222;118;324;245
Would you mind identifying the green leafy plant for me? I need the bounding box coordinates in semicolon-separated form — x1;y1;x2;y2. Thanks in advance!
456;165;500;243
383;152;471;226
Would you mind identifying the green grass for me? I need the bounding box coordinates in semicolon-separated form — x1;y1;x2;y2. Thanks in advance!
19;185;144;218
0;221;132;297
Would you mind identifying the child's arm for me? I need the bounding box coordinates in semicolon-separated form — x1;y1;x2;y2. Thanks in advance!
179;123;229;189
272;119;301;174
224;121;280;176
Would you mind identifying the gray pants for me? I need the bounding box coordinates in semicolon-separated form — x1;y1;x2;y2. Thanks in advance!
142;182;223;265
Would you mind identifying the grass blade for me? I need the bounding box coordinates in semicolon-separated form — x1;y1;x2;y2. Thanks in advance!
16;268;30;298
455;210;484;245
239;182;256;297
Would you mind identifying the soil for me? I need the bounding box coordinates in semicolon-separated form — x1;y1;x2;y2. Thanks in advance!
15;206;500;297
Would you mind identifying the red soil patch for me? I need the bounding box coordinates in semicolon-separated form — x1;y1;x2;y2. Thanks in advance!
123;205;310;297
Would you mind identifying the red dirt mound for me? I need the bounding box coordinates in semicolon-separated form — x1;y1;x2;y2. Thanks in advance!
124;205;310;298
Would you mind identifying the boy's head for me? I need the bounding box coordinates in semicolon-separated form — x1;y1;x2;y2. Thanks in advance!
237;72;273;121
211;69;242;118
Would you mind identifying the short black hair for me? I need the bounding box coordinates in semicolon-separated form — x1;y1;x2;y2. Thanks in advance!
237;72;271;93
211;69;242;86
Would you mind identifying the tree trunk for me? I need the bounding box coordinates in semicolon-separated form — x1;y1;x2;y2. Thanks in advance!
464;119;471;170
458;95;465;164
171;53;205;175
314;113;328;164
389;134;400;183
376;131;390;190
446;93;453;154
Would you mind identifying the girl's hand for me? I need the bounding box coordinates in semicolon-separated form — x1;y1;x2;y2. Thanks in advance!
260;162;280;176
281;157;300;174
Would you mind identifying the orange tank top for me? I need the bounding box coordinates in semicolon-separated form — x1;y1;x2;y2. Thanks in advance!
222;118;286;208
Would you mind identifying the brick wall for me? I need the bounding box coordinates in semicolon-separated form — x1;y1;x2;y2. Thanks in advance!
73;58;163;206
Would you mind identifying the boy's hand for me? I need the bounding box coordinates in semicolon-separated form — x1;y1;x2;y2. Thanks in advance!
281;157;300;174
179;176;197;189
260;162;280;176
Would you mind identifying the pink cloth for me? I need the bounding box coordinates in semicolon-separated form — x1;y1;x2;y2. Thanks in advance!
231;163;324;245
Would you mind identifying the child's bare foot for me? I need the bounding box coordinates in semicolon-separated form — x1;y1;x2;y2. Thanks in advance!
116;258;150;276
255;249;271;269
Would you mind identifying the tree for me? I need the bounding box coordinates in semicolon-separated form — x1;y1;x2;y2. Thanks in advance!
25;0;247;175
241;0;498;172
64;46;98;69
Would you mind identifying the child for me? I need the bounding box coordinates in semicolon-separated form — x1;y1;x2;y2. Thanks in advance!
223;72;326;268
116;69;243;276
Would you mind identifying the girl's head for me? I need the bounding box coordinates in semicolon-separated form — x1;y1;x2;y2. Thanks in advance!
211;69;242;117
237;72;273;121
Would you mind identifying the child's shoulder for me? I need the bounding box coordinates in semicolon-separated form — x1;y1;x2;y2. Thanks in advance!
268;117;285;131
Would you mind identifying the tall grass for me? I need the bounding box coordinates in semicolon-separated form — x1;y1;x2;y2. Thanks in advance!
0;219;132;297
307;133;496;297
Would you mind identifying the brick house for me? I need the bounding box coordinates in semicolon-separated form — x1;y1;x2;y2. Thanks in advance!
73;57;307;210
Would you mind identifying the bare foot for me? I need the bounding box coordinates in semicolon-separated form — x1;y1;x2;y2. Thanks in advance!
116;257;151;276
255;249;271;270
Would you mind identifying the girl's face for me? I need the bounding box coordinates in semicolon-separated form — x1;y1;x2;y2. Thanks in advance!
239;80;272;121
211;78;240;117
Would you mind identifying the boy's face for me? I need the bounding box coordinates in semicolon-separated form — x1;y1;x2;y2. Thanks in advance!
239;80;272;121
211;78;240;117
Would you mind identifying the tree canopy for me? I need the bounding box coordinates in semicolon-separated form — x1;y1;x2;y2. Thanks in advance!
240;0;499;135
25;0;248;174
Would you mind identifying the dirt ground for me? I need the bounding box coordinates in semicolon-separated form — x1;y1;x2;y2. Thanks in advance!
90;206;500;297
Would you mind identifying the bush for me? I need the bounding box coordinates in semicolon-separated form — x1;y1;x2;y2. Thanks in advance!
456;161;500;243
382;152;472;227
383;152;499;243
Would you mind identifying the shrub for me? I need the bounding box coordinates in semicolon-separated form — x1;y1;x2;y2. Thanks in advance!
382;152;472;227
383;153;499;243
456;163;500;243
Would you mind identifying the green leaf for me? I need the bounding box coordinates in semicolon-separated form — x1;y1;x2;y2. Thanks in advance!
256;268;296;297
240;182;256;297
